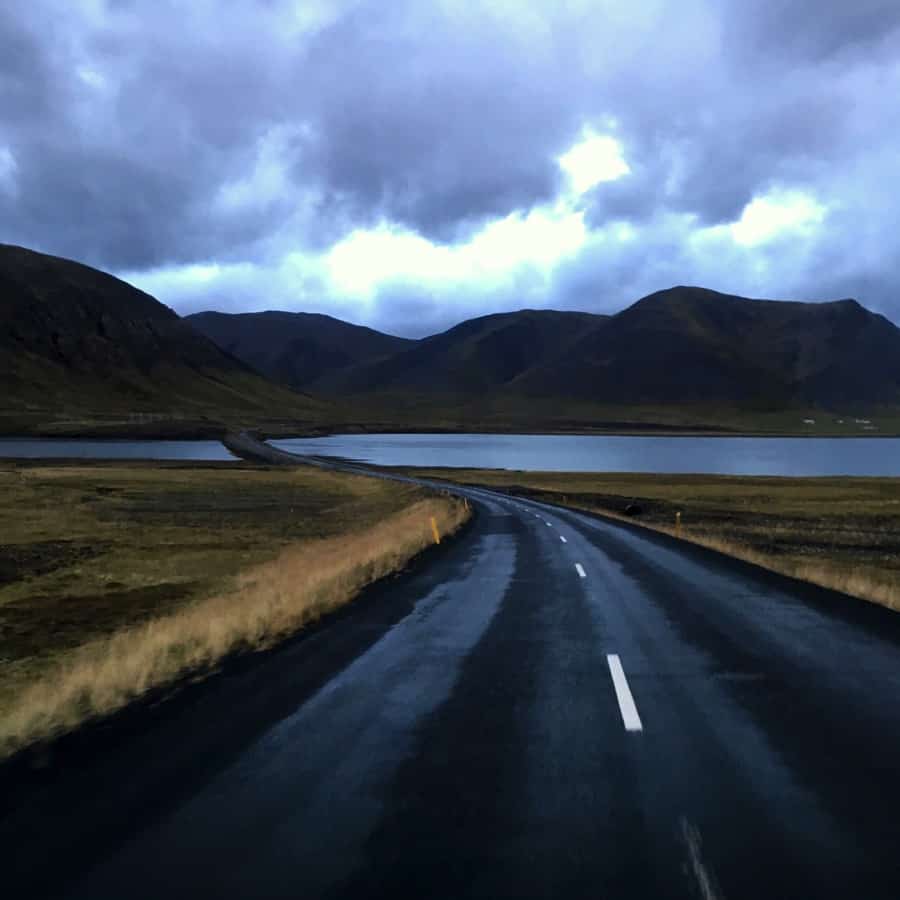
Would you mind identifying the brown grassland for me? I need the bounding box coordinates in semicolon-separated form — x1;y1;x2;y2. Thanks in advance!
409;468;900;610
0;460;467;758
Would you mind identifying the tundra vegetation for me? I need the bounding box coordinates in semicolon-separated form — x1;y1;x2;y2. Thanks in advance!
0;460;468;758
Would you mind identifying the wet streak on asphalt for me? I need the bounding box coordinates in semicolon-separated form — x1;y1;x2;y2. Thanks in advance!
3;471;900;898
330;499;642;899
0;497;492;898
68;520;517;900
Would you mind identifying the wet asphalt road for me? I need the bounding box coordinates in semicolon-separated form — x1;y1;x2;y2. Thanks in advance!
4;478;900;899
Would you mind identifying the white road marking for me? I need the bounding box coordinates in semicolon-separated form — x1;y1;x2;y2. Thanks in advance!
559;535;567;543
607;654;643;732
575;563;586;578
545;521;553;527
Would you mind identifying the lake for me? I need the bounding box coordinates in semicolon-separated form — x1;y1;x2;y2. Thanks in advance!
272;433;900;477
0;439;236;461
2;434;899;476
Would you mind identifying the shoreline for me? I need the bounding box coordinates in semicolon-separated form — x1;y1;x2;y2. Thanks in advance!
2;423;900;440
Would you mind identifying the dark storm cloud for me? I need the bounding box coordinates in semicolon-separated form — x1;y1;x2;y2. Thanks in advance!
585;46;858;230
0;6;55;122
724;0;900;63
295;0;577;241
0;1;300;268
1;0;586;267
1;0;900;330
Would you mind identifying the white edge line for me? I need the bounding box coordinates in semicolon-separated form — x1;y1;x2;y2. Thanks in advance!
607;654;643;732
575;563;586;578
560;535;567;543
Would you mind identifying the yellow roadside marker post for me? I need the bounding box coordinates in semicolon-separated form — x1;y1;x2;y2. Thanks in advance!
675;511;682;537
431;516;441;545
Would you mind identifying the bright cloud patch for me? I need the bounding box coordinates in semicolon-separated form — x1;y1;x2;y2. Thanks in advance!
730;190;826;246
558;131;630;195
327;203;587;298
123;260;260;308
76;66;105;89
0;147;16;195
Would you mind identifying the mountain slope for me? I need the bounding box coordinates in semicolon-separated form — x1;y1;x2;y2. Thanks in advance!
0;244;326;429
512;286;900;410
186;310;413;391
320;309;604;395
292;287;900;429
9;243;896;437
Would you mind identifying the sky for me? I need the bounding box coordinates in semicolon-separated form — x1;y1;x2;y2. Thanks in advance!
2;0;899;337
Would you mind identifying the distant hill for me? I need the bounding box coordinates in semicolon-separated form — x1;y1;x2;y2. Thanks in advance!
229;287;898;432
0;244;326;433
186;310;413;391
319;309;603;394
7;241;898;437
510;287;900;411
293;288;899;414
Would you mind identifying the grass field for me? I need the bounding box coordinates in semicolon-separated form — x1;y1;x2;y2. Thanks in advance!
0;460;467;757
7;402;900;439
409;468;900;609
307;394;900;437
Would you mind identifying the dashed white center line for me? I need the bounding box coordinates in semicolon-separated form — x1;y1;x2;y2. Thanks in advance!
545;521;553;527
559;535;567;543
607;654;643;732
575;563;586;578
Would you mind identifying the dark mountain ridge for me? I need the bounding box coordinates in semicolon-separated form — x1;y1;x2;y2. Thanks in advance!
4;240;898;435
319;309;604;395
0;244;324;428
186;310;412;391
195;287;900;425
555;286;900;409
273;286;900;415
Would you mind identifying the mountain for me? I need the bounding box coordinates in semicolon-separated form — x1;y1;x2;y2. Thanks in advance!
0;244;326;433
186;310;413;391
12;242;894;438
319;309;603;394
513;287;900;410
264;287;900;430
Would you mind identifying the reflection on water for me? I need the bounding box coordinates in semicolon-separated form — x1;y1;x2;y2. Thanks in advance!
272;433;900;477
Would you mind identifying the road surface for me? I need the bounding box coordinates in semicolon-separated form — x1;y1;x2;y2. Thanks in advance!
3;469;900;898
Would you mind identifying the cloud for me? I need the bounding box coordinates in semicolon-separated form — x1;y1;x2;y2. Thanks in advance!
1;0;899;336
725;190;827;247
559;131;630;195
326;202;587;299
723;0;900;64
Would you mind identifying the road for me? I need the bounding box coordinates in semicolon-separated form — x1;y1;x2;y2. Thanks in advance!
3;465;900;898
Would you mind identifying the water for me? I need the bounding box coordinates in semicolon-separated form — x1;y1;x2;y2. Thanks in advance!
272;433;900;477
0;439;236;461
2;434;898;475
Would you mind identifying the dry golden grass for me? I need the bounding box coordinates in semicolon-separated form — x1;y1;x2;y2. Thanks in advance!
0;496;467;759
580;505;898;611
0;460;433;707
